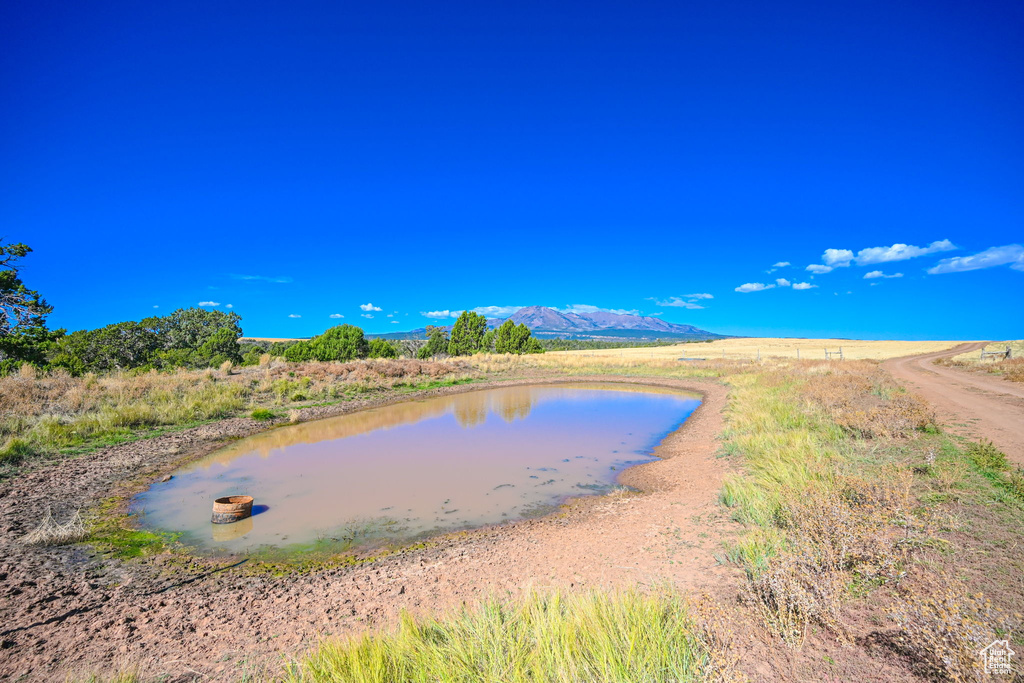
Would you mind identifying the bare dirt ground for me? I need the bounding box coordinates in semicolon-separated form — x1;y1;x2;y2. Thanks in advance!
0;376;738;681
884;342;1024;464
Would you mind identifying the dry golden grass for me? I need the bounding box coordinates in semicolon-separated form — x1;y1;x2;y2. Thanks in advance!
951;339;1024;363
943;340;1024;382
543;338;966;362
0;358;477;466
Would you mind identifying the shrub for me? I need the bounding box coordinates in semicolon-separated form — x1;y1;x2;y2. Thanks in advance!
286;325;369;362
367;339;398;359
250;408;275;421
1005;467;1024;501
416;326;449;359
888;580;1017;681
965;440;1008;471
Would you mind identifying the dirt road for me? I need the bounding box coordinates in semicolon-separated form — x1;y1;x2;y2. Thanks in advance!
884;343;1024;464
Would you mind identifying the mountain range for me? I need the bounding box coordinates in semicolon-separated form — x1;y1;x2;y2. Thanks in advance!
384;306;723;341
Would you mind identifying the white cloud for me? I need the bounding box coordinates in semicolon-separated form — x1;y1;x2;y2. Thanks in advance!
554;304;640;316
153;305;159;308
232;274;293;283
198;301;220;306
684;293;714;300
775;278;791;287
805;264;834;274
863;270;903;279
772;261;791;268
927;244;1024;274
856;239;956;265
360;303;382;312
472;305;528;318
386;313;393;317
792;282;817;290
822;248;854;267
329;313;344;319
288;314;301;318
422;310;455;319
735;282;775;293
361;313;374;319
390;320;399;324
652;297;704;309
225;303;233;308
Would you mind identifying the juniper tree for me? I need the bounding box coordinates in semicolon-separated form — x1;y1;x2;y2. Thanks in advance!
448;310;488;356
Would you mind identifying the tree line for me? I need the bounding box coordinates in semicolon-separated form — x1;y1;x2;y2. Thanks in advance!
416;311;543;359
0;241;543;375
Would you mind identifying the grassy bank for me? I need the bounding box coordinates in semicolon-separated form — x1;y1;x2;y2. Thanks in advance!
0;358;479;475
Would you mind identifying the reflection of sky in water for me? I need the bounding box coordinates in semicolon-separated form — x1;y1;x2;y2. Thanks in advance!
133;383;700;556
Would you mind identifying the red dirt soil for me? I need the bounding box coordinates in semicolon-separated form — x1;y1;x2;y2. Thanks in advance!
884;343;1024;465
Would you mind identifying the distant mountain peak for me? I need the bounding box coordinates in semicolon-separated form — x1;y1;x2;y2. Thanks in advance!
503;306;719;339
382;305;723;341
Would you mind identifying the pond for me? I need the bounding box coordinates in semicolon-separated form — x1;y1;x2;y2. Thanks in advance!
132;382;701;556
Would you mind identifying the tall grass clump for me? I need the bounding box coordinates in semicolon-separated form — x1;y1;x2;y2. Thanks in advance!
289;589;741;683
22;507;88;546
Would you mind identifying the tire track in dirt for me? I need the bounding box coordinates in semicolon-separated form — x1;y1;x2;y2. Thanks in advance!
884;342;1024;464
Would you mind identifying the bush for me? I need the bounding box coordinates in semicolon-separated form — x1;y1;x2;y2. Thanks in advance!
1005;467;1024;501
965;439;1008;471
417;326;449;359
285;325;369;362
250;408;275;421
368;339;398;359
889;579;1017;681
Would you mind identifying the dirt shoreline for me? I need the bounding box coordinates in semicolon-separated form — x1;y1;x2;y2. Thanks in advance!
0;374;732;681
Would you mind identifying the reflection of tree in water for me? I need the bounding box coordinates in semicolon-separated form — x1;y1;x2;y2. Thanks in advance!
493;387;536;423
451;387;537;428
199;398;452;466
452;390;488;428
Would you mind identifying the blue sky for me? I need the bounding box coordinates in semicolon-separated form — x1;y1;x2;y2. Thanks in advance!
3;0;1021;340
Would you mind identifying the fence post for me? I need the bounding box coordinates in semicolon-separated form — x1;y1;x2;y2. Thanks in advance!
796;348;800;360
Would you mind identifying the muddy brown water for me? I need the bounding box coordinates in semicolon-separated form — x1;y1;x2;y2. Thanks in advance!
132;382;701;556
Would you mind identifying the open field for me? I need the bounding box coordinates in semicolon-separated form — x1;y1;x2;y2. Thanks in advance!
543;337;972;361
2;346;1023;681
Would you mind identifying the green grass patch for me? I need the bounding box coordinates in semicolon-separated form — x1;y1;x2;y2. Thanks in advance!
288;589;720;683
964;439;1009;471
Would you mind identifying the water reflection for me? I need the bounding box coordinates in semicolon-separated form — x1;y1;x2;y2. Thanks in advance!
134;383;700;556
